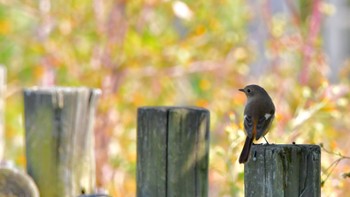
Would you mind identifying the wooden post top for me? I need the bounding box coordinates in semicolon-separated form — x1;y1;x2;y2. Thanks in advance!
0;165;39;197
23;86;101;94
138;106;209;111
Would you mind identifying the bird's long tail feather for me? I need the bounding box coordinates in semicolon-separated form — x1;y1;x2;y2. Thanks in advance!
239;137;253;163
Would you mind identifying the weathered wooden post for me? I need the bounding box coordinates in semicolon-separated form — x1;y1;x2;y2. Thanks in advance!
137;107;210;197
0;164;39;197
244;144;321;197
0;66;5;161
23;87;100;197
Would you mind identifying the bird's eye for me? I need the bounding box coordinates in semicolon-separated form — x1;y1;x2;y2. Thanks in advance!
247;88;251;93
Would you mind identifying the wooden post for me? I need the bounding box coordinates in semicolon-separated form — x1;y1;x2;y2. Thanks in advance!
137;107;210;197
244;144;321;197
0;165;39;197
23;87;100;197
0;66;5;161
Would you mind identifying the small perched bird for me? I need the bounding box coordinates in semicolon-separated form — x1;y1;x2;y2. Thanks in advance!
238;84;275;164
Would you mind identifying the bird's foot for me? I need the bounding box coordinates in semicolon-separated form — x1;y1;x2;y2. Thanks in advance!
263;136;270;145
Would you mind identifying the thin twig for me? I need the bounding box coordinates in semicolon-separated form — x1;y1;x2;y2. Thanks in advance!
321;143;350;159
320;143;350;186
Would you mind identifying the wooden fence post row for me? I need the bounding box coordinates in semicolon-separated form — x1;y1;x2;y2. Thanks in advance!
19;88;321;197
137;107;210;197
23;87;100;197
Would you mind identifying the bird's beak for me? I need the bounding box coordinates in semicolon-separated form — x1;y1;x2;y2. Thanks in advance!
239;88;245;92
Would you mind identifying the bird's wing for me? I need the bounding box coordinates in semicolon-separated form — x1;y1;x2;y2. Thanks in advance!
244;115;254;139
255;113;274;140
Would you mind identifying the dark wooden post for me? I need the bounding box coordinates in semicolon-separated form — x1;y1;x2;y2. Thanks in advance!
244;144;321;197
137;107;210;197
23;87;100;197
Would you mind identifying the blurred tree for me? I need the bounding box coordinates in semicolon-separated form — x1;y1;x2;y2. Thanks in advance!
323;0;350;83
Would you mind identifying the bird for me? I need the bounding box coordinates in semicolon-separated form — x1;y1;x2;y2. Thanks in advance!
238;84;275;164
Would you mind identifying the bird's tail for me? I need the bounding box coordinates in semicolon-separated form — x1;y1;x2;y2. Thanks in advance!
239;136;253;163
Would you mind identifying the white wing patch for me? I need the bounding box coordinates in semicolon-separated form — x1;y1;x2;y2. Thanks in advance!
264;113;272;120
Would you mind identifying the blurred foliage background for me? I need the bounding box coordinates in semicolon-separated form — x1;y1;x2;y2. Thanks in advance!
1;0;350;196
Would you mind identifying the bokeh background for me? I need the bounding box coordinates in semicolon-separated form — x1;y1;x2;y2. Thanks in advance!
1;0;350;196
